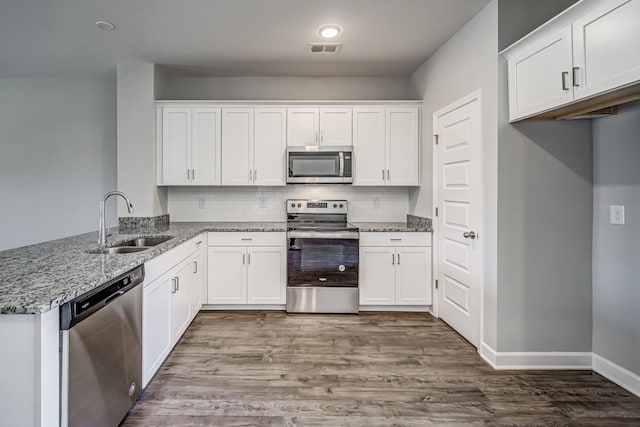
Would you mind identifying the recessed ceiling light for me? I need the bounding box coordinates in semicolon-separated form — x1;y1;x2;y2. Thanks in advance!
319;25;340;39
96;21;116;31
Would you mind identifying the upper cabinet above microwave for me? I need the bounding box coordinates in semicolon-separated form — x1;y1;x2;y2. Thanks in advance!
502;0;640;122
287;107;352;146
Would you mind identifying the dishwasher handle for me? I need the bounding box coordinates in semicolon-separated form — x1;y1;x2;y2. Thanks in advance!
60;265;145;330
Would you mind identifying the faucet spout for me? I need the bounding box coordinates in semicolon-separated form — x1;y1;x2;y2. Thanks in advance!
98;191;134;247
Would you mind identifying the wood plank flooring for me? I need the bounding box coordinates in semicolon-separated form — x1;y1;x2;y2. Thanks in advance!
124;312;640;426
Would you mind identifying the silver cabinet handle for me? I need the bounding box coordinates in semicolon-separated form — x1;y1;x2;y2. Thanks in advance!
561;71;569;91
196;240;202;245
387;170;390;180
392;253;395;265
249;170;252;181
247;253;251;265
321;130;324;143
397;254;400;265
187;169;191;180
240;238;252;241
171;278;177;293
242;253;245;264
315;131;318;144
193;261;198;273
253;169;257;181
192;169;196;180
572;67;580;87
176;276;180;291
382;170;385;180
463;231;477;240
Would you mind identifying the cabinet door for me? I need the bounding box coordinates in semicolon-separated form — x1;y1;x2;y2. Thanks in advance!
246;246;286;304
319;108;352;146
395;247;432;306
254;108;286;186
572;0;640;100
142;273;172;387
222;108;254;185
387;108;420;186
208;247;246;304
171;261;192;345
507;26;574;121
352;108;386;186
191;108;221;185
162;108;191;185
189;250;203;318
359;247;396;305
287;108;319;146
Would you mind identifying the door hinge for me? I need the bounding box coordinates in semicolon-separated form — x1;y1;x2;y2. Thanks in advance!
435;279;439;289
434;134;439;145
435;207;438;217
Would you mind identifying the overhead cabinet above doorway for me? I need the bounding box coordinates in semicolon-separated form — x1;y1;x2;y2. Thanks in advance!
502;0;640;122
156;101;421;187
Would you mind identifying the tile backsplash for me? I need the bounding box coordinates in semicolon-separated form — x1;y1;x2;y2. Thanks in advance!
168;185;409;222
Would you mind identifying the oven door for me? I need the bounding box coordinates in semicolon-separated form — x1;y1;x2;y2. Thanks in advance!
287;231;359;287
287;148;352;183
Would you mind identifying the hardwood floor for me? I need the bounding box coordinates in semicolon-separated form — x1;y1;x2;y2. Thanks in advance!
124;312;640;426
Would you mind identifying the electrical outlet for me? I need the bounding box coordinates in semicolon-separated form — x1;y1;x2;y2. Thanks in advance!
610;205;625;225
373;197;380;209
198;198;206;209
259;197;267;208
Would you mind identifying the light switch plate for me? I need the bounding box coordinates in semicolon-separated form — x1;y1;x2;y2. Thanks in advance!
610;205;625;225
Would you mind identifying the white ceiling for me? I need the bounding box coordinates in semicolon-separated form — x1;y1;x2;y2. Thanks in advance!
0;0;490;78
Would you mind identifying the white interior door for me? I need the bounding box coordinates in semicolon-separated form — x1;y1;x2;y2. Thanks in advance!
434;91;482;348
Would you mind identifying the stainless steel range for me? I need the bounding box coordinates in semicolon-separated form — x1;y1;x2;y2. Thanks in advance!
286;199;359;314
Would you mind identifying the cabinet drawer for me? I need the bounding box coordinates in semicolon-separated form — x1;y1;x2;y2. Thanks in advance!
208;232;286;247
145;234;205;284
359;232;431;247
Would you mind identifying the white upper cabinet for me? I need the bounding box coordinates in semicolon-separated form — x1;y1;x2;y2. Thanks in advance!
287;107;352;146
161;106;221;185
572;0;640;100
253;108;286;185
353;107;420;186
221;108;254;185
387;108;420;185
503;0;640;122
506;26;575;121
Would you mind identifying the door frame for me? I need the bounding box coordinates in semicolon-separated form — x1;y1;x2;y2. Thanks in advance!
431;89;485;350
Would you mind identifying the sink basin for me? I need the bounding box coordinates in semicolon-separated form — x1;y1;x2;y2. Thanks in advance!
117;236;174;247
87;246;149;255
86;235;174;255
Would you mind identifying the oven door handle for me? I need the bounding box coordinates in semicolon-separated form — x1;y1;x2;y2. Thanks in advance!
287;231;359;240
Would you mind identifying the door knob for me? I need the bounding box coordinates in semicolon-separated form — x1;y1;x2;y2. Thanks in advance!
463;231;476;239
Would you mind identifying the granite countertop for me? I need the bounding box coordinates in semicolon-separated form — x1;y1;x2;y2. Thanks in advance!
0;222;286;315
352;222;433;232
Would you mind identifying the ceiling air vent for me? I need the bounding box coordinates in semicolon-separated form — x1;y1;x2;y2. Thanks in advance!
309;43;342;53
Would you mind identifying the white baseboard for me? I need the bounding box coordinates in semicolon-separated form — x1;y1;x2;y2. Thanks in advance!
201;304;286;311
479;342;592;370
360;305;432;313
593;353;640;397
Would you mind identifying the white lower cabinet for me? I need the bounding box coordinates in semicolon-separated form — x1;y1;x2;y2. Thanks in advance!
142;234;206;387
359;233;432;307
207;232;286;306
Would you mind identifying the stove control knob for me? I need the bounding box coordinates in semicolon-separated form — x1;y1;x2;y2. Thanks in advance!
297;203;302;208
291;203;295;208
339;204;344;208
333;204;338;208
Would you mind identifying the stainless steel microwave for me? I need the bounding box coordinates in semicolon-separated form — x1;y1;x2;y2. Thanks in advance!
287;146;353;184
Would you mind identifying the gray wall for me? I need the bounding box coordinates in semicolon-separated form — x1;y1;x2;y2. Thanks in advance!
0;76;116;251
156;75;416;100
593;101;640;375
409;0;499;347
496;0;593;352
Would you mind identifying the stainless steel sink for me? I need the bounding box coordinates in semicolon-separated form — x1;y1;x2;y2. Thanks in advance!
87;246;149;255
117;236;174;247
87;236;174;254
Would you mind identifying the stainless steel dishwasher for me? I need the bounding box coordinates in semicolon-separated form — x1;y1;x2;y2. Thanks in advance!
60;265;144;427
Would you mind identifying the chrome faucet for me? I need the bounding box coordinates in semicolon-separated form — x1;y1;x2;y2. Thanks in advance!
99;191;134;247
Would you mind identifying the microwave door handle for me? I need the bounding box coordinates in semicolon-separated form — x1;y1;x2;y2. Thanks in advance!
339;151;345;177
